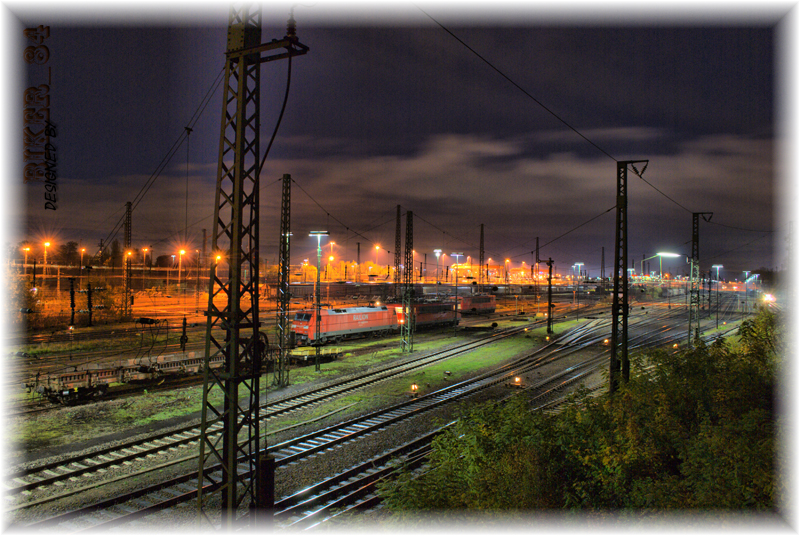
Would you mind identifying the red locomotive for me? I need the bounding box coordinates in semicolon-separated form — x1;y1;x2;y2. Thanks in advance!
290;305;397;346
458;295;496;314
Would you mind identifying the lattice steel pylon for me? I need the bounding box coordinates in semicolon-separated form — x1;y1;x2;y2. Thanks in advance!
479;224;485;289
401;211;414;352
197;6;263;528
394;204;401;297
197;5;308;528
274;173;292;386
688;212;713;347
611;160;647;394
123;201;132;317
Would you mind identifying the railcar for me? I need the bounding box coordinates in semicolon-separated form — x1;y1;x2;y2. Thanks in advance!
396;301;461;329
290;305;398;346
25;352;227;405
458;295;496;314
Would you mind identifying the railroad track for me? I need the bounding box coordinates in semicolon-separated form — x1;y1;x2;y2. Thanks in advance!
12;306;739;530
17;322;607;532
5;319;551;506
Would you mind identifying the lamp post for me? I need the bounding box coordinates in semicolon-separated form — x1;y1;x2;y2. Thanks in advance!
179;249;187;307
310;231;329;372
169;255;175;289
451;252;463;336
712;264;723;328
23;247;30;275
434;249;442;288
573;262;584;320
43;241;50;278
504;259;510;286
142;248;149;290
641;252;680;304
743;270;751;317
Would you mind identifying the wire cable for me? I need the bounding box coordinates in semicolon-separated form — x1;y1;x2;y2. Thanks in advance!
514;205;616;259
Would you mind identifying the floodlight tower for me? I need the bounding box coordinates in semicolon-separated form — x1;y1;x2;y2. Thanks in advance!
197;5;308;529
310;231;329;371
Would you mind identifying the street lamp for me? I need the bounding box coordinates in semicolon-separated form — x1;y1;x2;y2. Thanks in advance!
434;249;442;287
374;245;380;268
310;231;329;372
169;255;175;289
743;270;751;316
641;252;680;281
573;262;584;318
43;241;50;276
712;264;723;328
179;249;186;290
23;247;30;275
505;259;510;286
451;253;463;335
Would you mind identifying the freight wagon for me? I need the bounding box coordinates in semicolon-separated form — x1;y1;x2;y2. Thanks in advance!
458;295;496;314
25;352;228;405
396;301;461;329
290;305;398;346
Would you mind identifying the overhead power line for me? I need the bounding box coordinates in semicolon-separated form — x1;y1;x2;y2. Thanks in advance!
414;7;735;221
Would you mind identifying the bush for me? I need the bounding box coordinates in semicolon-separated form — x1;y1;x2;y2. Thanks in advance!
380;308;779;514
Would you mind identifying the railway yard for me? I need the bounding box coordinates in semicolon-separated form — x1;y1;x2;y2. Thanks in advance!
2;286;764;532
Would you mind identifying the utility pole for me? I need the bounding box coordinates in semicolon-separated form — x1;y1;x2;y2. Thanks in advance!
401;211;414;352
202;228;207;275
275;173;292;387
123;201;132;317
197;5;308;529
688;212;712;348
69;277;75;325
356;242;360;283
601;246;605;290
535;245;553;334
394;205;401;299
611;160;647;394
479;224;485;290
535;237;540;315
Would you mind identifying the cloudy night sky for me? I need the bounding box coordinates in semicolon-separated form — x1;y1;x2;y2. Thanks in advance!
6;1;795;280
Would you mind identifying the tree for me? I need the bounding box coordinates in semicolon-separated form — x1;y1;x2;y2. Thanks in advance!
107;239;122;269
380;308;779;514
55;241;79;266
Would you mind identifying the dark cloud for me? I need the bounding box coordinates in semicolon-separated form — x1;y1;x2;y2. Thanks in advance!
14;4;782;276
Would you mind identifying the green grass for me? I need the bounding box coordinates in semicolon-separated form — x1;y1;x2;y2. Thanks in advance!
12;325;547;454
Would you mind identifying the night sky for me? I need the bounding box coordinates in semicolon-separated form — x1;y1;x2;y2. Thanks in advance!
6;1;794;280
